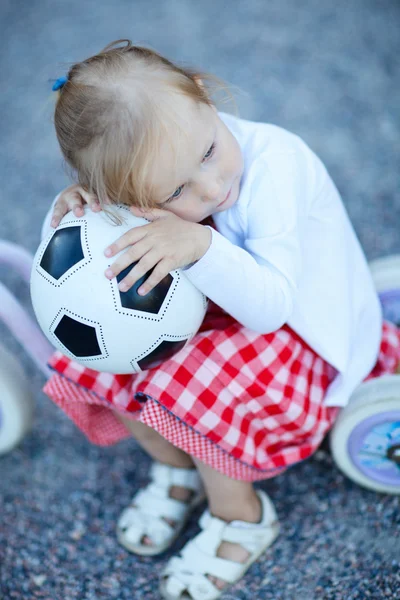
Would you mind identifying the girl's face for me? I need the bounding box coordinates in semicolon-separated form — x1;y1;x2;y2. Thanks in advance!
147;97;244;223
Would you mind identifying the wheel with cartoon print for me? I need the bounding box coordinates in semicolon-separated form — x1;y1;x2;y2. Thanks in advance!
330;376;400;494
0;344;34;455
330;254;400;494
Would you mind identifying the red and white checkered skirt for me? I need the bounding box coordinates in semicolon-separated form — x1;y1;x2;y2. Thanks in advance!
43;301;400;481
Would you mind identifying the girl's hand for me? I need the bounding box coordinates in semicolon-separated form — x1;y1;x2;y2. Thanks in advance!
104;206;212;296
51;184;102;228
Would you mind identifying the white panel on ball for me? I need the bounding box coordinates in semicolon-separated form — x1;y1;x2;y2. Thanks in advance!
30;205;208;373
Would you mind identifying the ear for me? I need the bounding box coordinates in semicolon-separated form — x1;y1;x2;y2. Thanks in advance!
194;76;217;111
193;76;205;91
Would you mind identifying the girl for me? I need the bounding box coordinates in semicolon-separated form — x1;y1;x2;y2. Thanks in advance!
45;40;400;600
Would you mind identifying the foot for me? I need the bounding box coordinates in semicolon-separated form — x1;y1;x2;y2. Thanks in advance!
206;494;262;591
140;484;195;546
117;461;205;555
159;489;280;599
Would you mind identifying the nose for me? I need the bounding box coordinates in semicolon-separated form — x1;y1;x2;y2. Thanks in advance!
195;173;223;202
199;176;222;202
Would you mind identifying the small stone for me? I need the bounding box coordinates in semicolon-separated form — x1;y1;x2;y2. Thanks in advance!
70;527;85;540
314;451;326;461
32;574;47;586
385;588;393;596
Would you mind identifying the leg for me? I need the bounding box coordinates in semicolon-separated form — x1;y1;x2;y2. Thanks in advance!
192;456;261;522
117;414;195;468
191;456;263;591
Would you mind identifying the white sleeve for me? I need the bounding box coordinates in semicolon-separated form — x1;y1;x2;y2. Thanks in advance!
184;152;303;334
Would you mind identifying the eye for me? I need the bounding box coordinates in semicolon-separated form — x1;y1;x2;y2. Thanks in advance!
163;142;216;205
203;142;216;161
166;184;185;203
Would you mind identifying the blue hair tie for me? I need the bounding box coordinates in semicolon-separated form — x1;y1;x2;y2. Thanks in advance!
52;76;68;92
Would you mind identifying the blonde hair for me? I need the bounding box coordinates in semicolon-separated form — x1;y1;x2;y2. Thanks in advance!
54;39;234;211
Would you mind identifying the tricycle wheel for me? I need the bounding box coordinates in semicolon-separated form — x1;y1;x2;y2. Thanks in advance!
330;375;400;495
0;345;34;455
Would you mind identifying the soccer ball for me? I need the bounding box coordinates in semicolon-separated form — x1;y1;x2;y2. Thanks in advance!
30;205;208;373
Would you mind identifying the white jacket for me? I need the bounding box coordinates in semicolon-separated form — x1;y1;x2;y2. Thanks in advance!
184;112;382;407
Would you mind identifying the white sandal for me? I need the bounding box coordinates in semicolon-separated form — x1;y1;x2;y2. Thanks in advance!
159;490;280;600
116;461;206;556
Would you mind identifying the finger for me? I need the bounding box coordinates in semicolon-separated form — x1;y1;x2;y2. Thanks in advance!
51;188;88;227
51;202;69;227
137;258;175;296
104;238;153;279
104;226;148;258
79;189;102;211
72;203;85;217
130;205;169;221
63;192;86;217
91;200;102;212
116;251;160;293
51;213;61;228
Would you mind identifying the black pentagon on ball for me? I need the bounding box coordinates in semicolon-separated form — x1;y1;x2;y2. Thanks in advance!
40;226;84;280
117;263;173;314
137;338;188;370
54;314;102;357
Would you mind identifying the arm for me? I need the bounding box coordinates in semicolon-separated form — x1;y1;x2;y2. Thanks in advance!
183;228;298;333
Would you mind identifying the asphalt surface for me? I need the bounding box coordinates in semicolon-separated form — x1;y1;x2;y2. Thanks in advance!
0;1;399;598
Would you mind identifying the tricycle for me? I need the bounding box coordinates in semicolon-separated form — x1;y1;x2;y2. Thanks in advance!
1;239;399;495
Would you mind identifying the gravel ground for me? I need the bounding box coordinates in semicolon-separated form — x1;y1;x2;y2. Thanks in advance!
0;0;399;598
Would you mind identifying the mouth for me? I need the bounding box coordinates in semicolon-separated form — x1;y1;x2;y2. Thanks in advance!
217;185;232;208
